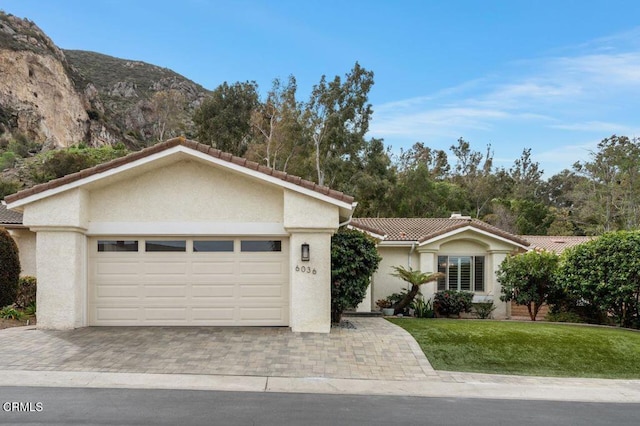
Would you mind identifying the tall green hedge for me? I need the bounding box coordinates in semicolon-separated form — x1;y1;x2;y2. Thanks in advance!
558;231;640;328
331;229;381;323
0;227;21;307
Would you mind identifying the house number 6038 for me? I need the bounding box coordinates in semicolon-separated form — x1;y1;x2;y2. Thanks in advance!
295;265;317;274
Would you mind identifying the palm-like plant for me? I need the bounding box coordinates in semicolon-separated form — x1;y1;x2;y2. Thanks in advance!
390;266;445;315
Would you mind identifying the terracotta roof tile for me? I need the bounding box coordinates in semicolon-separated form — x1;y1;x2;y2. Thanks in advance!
350;217;531;247
3;138;355;205
520;235;593;253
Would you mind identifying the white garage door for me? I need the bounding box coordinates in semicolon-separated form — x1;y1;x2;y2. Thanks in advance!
88;237;289;326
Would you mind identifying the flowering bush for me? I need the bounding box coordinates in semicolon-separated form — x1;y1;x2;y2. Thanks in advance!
434;290;474;317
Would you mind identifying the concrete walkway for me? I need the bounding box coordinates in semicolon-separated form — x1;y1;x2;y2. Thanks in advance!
1;319;639;403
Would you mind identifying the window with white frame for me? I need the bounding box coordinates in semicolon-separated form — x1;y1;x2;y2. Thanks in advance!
437;255;485;292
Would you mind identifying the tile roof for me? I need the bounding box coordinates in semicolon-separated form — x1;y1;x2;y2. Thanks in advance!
350;217;530;246
4;137;355;205
521;235;593;253
0;202;23;225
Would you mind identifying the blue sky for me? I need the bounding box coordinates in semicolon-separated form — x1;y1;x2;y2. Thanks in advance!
3;0;640;176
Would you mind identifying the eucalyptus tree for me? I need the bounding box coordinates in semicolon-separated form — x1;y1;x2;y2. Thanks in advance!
193;81;259;156
305;62;374;188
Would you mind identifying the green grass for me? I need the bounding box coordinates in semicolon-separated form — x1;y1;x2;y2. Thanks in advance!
388;318;640;379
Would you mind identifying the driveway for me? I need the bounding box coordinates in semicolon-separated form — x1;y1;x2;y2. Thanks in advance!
0;318;435;381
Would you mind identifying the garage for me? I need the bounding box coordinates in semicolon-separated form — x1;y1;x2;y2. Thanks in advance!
88;237;289;326
5;138;356;332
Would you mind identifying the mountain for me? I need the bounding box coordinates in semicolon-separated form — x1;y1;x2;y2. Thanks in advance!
0;11;209;150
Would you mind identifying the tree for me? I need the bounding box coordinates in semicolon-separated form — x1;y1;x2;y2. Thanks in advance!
247;76;304;172
557;231;640;328
449;138;496;218
305;62;374;188
193;81;259;156
390;266;444;315
0;227;20;307
347;138;396;217
331;229;381;323
498;249;560;321
509;148;544;201
572;135;640;234
149;89;187;142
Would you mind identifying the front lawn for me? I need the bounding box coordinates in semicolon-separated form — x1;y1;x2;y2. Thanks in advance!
388;318;640;379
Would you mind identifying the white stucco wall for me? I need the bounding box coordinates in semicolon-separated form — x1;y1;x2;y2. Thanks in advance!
22;188;89;229
89;160;284;223
283;190;340;332
283;190;339;229
288;232;333;333
35;230;86;329
8;229;37;277
371;246;419;310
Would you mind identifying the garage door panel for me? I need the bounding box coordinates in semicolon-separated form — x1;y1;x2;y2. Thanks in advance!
143;285;187;298
143;261;188;275
239;260;285;275
89;237;289;326
240;284;285;298
191;307;235;321
191;284;236;298
144;307;188;321
191;261;236;275
94;307;140;322
96;261;140;276
96;284;140;299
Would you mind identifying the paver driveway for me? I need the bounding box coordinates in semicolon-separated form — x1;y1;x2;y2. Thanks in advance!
0;318;435;380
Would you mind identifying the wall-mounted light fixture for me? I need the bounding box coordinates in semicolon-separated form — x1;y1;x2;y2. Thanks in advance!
301;243;310;261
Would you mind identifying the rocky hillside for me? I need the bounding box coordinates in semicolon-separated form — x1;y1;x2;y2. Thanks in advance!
0;11;209;150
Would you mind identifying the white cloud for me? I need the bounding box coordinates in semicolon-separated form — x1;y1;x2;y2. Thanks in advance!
370;26;640;172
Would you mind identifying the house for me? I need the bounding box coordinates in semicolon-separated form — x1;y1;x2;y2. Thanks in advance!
349;216;592;318
1;137;356;333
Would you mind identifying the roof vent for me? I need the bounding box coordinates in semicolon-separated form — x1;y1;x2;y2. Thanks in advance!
450;213;471;220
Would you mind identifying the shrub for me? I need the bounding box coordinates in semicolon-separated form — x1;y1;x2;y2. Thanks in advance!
15;276;36;309
0;306;23;320
557;231;640;328
434;290;473;317
545;311;584;323
413;298;434;318
23;301;36;317
498;249;560;321
331;229;381;323
0;227;20;307
0;177;20;198
474;301;496;319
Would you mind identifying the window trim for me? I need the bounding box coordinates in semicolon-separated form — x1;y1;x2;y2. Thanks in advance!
437;254;485;292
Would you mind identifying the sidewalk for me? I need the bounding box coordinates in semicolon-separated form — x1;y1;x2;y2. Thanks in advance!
2;369;639;403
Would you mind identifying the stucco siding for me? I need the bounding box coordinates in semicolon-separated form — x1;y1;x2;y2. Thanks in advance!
35;230;86;329
8;229;37;277
283;190;339;230
371;246;418;308
289;232;332;332
22;188;89;229
89;160;284;223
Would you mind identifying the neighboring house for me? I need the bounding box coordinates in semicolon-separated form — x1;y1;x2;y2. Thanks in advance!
350;215;592;318
0;202;36;277
2;137;356;332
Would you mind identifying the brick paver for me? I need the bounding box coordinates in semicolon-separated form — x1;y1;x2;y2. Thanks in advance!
0;318;435;380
